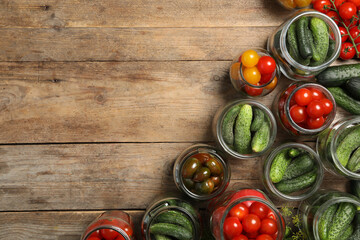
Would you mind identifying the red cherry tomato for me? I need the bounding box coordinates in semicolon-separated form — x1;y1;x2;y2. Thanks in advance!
88;237;102;240
334;0;346;8
229;203;249;221
242;214;261;233
224;217;243;238
257;56;276;75
89;230;101;238
246;231;259;239
260;218;278;235
313;0;331;13
290;105;307;123
326;11;340;25
348;0;360;7
309;88;324;100
230;189;266;208
260;73;273;84
306;116;325;129
339;2;357;19
339;27;349;42
343;16;359;28
307;100;325;118
340;42;356;60
249;202;269;220
349;26;360;44
233;235;249;240
321;98;333;115
256;234;274;240
244;84;263;96
294;88;312;106
100;229;120;240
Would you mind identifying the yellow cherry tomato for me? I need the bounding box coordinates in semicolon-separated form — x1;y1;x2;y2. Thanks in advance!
294;0;312;7
230;62;241;81
265;76;278;90
280;0;297;9
241;50;260;68
242;66;261;85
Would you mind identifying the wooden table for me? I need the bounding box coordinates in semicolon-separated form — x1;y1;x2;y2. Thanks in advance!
0;1;351;239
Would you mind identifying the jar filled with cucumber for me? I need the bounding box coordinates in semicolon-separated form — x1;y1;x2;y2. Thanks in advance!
267;10;341;81
213;100;277;159
263;142;324;201
173;144;230;200
141;196;201;240
298;190;360;240
317;117;360;180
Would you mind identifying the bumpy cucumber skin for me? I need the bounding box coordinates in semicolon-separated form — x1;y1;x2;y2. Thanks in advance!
318;203;338;240
275;168;317;194
150;223;192;240
270;150;292;183
287;22;310;66
317;64;360;87
338;225;354;240
326;39;336;60
155;235;172;240
296;17;313;59
327;87;360;115
251;108;265;132
347;147;360;172
336;125;360;167
251;121;270;153
348;212;360;240
288;148;301;158
178;202;197;219
344;77;360;101
310;17;329;64
234;104;253;154
155;210;193;232
222;104;241;146
306;25;319;62
282;154;314;181
328;202;357;240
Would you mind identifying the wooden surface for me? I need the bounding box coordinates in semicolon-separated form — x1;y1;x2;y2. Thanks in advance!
0;1;351;239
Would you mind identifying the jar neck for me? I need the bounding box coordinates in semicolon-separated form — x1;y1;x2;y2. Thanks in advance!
83;226;132;240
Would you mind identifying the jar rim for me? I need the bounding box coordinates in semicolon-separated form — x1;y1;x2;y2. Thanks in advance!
82;225;131;240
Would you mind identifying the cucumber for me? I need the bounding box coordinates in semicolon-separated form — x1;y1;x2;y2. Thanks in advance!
155;210;193;232
234;104;253;154
275;168;317;194
270;150;292;183
288;148;301;158
251;121;270;153
344;77;360;101
155;235;172;240
327;87;360;115
251;108;265;132
338;224;354;240
178;202;198;219
326;38;336;60
347;147;360;172
350;180;360;199
296;17;313;59
310;17;329;65
328;202;357;240
222;104;241;146
306;27;318;64
317;64;360;87
348;212;360;240
318;203;338;240
282;154;315;181
286;22;310;66
336;125;360;167
150;223;192;240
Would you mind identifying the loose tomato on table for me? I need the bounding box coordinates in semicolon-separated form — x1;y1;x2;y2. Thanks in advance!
348;0;360;6
339;2;357;19
349;26;360;44
313;0;331;13
339;26;349;42
340;42;356;60
334;0;346;8
326;11;340;25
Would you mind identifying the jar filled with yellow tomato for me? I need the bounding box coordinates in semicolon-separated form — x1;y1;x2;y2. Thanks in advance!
277;0;313;10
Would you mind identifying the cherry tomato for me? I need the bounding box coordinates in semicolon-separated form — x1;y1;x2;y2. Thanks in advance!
244;84;263;96
340;42;356;60
242;214;261;233
339;2;357;19
242;50;260;68
306;116;325;129
294;88;312;106
334;0;346;8
243;67;261;85
249;202;269;219
348;0;360;7
326;11;340;25
313;0;331;13
191;153;211;164
260;218;278;235
306;100;325;118
321;98;333;115
343;16;359;28
349;26;360;44
224;217;243;238
256;234;274;240
339;27;349;42
309;88;324;101
230;189;266;208
294;0;312;7
233;235;249;240
290;105;307;123
100;229;120;240
229;203;249;221
264;77;277;90
257;56;276;75
88;237;102;240
260;73;273;84
246;231;259;239
89;230;101;238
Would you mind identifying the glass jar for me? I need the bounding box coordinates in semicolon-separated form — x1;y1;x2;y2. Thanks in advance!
267;10;341;81
208;186;285;240
317;116;360;180
173;144;230;201
276;0;312;10
262;142;324;201
229;48;280;97
81;211;135;240
213;99;277;159
298;190;360;240
273;82;336;138
141;196;201;240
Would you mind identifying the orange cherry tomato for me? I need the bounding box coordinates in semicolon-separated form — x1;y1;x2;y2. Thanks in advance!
264;76;277;90
243;67;261;85
242;50;260;68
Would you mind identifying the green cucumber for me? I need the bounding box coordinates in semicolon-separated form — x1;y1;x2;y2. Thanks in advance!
350;180;360;199
155;235;172;240
318;203;338;240
309;17;329;65
155;210;193;232
327;87;360;115
270;150;292;183
306;27;318;63
296;17;313;59
344;77;360;101
328;202;357;240
234;104;253;154
251;121;270;153
282;154;315;181
347;147;360;172
251;108;265;132
336;125;360;167
288;148;301;158
317;64;360;87
348;212;360;240
178;202;198;219
338;224;354;240
222;104;242;146
275;168;317;194
326;39;336;60
150;223;192;240
287;22;310;65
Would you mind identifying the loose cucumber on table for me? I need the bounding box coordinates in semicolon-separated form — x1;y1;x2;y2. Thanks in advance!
344;77;360;101
327;87;360;115
317;64;360;87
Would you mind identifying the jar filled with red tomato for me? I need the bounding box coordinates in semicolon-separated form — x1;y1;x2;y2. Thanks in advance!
173;144;231;200
273;82;336;137
229;48;280;97
81;211;135;240
208;186;285;240
141;196;201;239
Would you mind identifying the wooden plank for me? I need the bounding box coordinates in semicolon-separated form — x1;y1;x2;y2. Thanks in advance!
0;0;290;28
0;143;348;211
0;61;350;143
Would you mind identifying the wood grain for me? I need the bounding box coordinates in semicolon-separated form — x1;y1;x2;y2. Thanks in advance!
0;0;290;28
